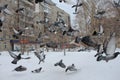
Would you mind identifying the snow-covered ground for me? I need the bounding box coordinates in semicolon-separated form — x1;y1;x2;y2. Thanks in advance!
0;49;120;80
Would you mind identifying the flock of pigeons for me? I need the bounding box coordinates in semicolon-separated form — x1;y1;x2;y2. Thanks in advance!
0;0;120;73
7;50;77;73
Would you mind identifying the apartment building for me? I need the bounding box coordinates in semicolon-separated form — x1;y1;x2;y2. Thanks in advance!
0;0;71;51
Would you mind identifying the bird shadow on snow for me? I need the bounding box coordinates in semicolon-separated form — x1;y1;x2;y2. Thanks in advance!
11;72;27;77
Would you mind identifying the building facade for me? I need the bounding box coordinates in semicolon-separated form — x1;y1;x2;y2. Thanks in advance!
0;0;71;51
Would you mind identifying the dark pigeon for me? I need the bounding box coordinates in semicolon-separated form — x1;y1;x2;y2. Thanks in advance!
72;0;83;14
113;0;120;7
13;65;27;72
54;59;66;68
15;8;24;13
65;64;77;72
31;67;42;73
8;51;30;64
35;0;44;3
81;36;99;49
59;0;66;3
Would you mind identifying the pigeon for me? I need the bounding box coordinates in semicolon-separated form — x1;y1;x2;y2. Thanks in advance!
72;0;83;14
12;27;23;39
92;24;104;36
35;0;44;3
79;36;99;49
94;37;109;57
54;59;66;68
8;51;30;64
65;64;77;72
0;4;13;15
0;16;5;32
94;44;104;57
63;26;78;36
34;51;46;64
113;0;120;7
96;10;105;15
13;65;27;72
74;36;82;43
96;32;120;62
59;0;66;3
31;67;42;73
15;8;24;13
0;4;8;13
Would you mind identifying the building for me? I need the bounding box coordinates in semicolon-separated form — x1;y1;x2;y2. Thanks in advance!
0;0;71;51
0;0;35;51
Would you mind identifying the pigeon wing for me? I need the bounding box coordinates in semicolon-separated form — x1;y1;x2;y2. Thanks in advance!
99;25;103;34
8;51;17;58
13;27;19;34
106;33;116;55
34;52;41;60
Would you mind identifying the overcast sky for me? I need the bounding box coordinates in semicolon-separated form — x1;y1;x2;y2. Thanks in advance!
52;0;76;25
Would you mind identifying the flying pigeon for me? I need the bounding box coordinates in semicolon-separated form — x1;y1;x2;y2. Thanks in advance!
0;4;13;15
59;0;66;3
15;8;24;13
96;33;120;62
0;16;5;32
8;51;30;64
96;10;105;15
12;27;23;39
113;0;120;7
92;24;104;36
94;44;104;57
31;67;42;73
94;37;108;57
72;0;83;14
63;26;78;36
34;51;46;64
35;0;44;3
65;64;77;72
54;59;66;68
0;4;8;13
78;36;99;49
13;65;27;72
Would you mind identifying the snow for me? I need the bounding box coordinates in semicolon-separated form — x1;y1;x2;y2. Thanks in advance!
0;49;120;80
